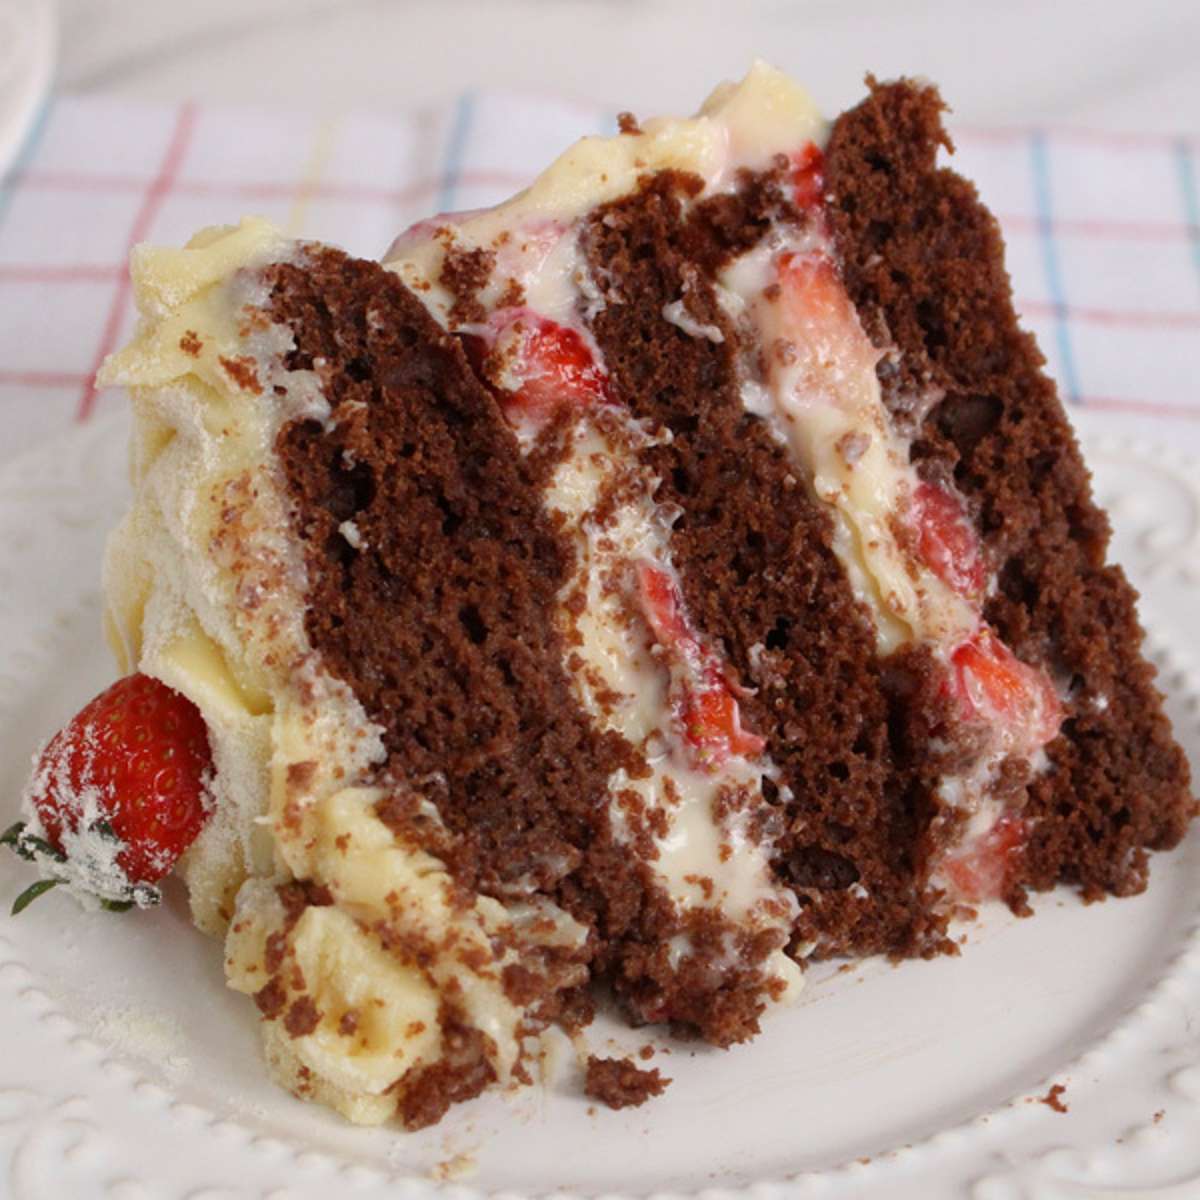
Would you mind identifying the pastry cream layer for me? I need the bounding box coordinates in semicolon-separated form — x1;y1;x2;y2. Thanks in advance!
101;219;584;1124
717;228;977;656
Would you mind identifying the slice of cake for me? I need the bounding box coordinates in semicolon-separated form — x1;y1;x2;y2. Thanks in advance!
6;63;1193;1128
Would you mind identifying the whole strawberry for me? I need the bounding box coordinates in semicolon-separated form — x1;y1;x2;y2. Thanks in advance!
3;673;214;914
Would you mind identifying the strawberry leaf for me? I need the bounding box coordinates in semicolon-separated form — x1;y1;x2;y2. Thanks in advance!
11;878;59;915
3;821;66;864
1;821;29;858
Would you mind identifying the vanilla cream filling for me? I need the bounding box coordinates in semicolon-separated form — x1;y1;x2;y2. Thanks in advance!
544;415;802;996
717;229;978;656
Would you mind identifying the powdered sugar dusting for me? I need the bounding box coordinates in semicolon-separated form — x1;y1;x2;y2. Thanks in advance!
19;732;142;908
90;1002;192;1081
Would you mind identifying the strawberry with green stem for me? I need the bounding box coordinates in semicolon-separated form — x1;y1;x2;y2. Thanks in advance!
3;673;213;915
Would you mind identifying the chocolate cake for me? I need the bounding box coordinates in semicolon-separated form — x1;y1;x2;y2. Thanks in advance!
11;63;1193;1128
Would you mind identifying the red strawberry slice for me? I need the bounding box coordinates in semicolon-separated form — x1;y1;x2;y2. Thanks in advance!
942;813;1026;902
947;630;1062;753
486;310;609;427
636;563;765;769
4;673;213;913
773;249;881;404
680;669;766;764
637;559;690;646
777;250;854;329
790;141;826;211
911;481;987;599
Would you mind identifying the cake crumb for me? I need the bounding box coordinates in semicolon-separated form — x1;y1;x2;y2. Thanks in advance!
1039;1083;1068;1113
617;111;641;135
218;354;263;394
430;1152;477;1182
1153;1109;1165;1123
638;1043;655;1060
284;995;321;1038
584;1055;670;1110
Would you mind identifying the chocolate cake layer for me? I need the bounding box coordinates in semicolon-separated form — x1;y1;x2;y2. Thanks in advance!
268;251;625;905
823;81;1195;905
265;252;630;1047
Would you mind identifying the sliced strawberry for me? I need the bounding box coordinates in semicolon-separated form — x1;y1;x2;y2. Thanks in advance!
947;630;1062;753
777;250;854;330
911;481;987;599
5;673;213;913
773;250;880;406
942;813;1026;902
636;559;690;645
680;669;766;764
486;310;609;427
636;563;765;769
790;141;826;211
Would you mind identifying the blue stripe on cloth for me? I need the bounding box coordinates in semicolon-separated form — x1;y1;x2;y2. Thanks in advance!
1174;139;1200;299
438;91;475;214
0;97;54;229
1030;130;1082;406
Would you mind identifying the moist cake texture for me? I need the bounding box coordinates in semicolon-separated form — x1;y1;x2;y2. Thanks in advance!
84;63;1194;1127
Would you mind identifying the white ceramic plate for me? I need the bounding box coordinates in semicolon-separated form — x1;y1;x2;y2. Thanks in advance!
0;0;55;177
1;411;1198;1200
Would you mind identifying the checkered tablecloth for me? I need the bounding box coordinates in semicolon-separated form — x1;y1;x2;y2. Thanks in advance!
0;90;1197;463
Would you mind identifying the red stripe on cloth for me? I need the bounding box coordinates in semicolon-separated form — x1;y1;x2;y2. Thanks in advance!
1018;300;1200;330
76;103;197;423
0;369;89;386
0;265;122;283
14;168;532;207
1081;395;1200;419
955;125;1200;151
14;169;150;190
999;213;1197;241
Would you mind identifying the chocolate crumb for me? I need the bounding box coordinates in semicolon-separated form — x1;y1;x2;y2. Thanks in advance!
218;355;263;394
284;995;322;1038
584;1055;671;1110
253;978;287;1020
